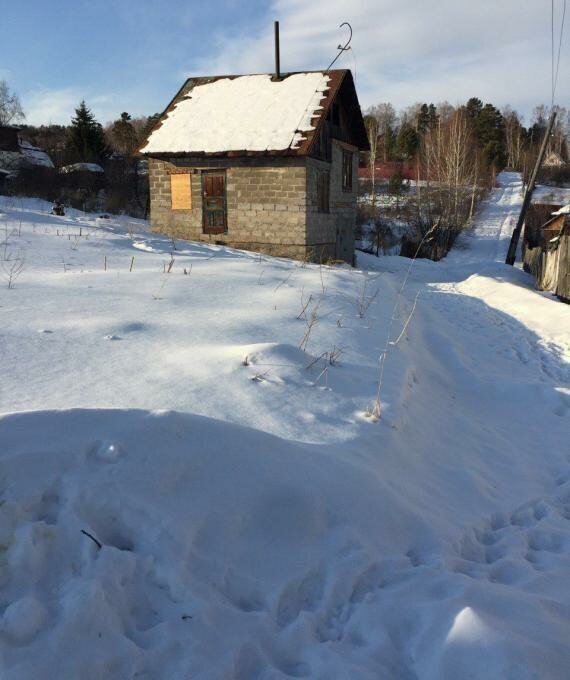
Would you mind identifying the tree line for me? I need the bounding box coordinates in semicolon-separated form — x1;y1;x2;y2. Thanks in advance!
0;80;162;214
361;99;569;259
364;99;569;184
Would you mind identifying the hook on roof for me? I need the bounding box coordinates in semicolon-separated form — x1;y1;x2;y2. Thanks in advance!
325;22;353;72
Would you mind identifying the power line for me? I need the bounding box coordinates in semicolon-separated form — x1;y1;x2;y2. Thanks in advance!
553;0;567;102
550;0;554;107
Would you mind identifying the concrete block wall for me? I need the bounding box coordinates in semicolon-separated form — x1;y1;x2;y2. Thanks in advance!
147;145;357;263
306;140;358;263
148;157;309;258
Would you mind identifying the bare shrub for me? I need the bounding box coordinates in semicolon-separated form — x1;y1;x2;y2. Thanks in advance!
2;256;24;288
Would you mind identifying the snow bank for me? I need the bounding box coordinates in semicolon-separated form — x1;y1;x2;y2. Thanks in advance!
0;178;569;678
141;72;330;153
1;407;570;679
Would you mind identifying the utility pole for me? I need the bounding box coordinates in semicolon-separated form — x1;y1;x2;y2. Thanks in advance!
505;111;556;265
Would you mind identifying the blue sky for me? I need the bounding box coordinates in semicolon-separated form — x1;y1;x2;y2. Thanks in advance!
2;0;569;126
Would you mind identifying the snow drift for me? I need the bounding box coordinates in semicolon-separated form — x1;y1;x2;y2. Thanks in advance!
0;175;569;678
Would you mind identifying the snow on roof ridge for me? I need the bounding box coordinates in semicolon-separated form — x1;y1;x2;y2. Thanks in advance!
141;72;331;155
551;204;570;215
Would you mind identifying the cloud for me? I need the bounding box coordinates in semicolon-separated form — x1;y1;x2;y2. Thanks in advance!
189;0;569;119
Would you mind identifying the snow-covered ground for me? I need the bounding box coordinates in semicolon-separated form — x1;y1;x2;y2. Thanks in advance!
0;174;569;679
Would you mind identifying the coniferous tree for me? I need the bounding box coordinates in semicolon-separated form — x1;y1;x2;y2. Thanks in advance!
66;101;110;164
395;122;419;159
463;98;506;169
427;104;438;129
417;104;430;133
417;103;438;133
143;113;161;138
110;112;137;156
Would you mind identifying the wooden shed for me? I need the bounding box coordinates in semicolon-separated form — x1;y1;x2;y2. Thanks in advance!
139;69;369;263
523;207;570;302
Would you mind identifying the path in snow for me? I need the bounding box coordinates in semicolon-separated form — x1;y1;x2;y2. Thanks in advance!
450;171;523;264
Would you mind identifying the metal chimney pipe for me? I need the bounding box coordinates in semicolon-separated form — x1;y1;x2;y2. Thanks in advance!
274;21;281;79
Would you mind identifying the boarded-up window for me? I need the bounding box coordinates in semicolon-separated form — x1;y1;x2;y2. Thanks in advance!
317;170;330;213
170;173;192;209
342;151;353;192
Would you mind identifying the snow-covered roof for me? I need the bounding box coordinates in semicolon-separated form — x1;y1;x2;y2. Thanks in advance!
141;72;333;155
19;140;55;169
60;163;104;174
552;204;570;215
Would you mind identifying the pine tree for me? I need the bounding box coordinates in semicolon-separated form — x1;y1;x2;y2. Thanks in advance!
465;97;483;121
417;104;430;133
395;122;419;159
111;112;137;156
66;101;109;164
427;104;438;129
143;113;161;137
463;99;506;169
476;104;506;169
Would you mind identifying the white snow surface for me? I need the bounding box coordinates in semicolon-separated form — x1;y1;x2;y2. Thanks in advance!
141;72;330;154
0;174;569;679
552;204;570;215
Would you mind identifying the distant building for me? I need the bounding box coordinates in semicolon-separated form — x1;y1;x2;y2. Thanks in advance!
543;151;566;168
0;125;54;175
0;167;11;192
60;163;104;175
523;204;570;302
358;160;424;183
139;69;369;263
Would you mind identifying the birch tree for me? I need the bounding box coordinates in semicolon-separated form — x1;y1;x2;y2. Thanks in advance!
0;81;24;125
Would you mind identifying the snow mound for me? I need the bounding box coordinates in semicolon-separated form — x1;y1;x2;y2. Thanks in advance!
1;408;570;679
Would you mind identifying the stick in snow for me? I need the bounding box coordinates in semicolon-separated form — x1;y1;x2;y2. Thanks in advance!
81;529;102;550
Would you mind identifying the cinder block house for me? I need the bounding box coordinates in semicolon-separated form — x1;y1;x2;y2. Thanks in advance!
139;69;368;262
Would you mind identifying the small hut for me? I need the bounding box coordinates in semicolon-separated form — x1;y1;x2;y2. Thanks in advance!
139;68;369;263
523;205;570;302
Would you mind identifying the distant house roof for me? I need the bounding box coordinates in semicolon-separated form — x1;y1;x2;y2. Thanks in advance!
0;127;54;172
60;163;104;174
140;69;369;157
19;140;54;169
543;151;566;167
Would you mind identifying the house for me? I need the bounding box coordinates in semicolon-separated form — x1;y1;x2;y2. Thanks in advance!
0;125;55;175
358;160;423;183
543;151;566;168
0;167;11;193
523;205;570;301
60;162;105;175
139;68;369;263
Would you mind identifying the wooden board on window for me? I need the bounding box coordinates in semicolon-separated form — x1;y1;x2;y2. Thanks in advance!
170;173;192;210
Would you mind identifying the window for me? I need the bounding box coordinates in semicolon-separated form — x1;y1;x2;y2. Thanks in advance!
317;170;330;213
170;173;192;210
342;151;353;192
